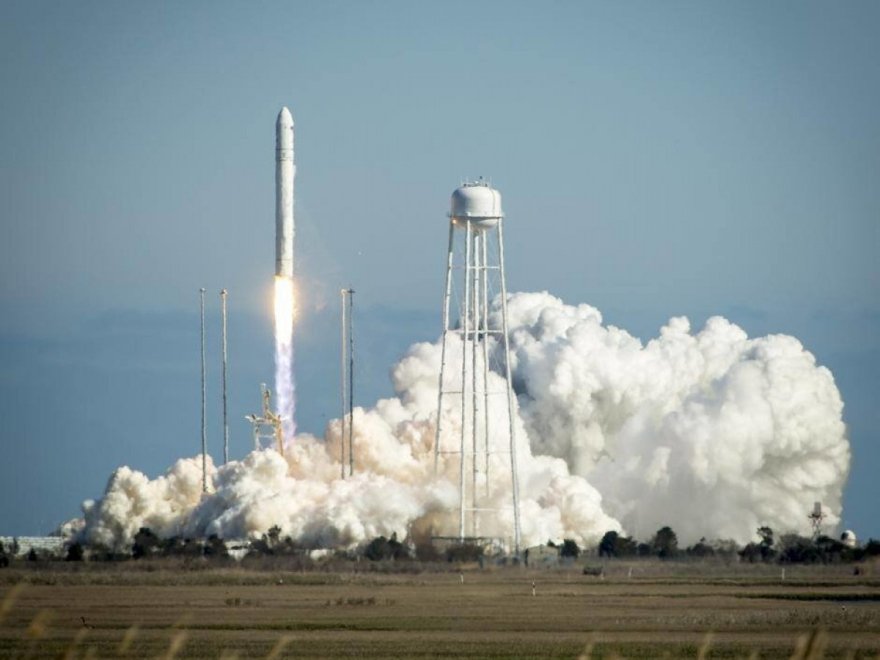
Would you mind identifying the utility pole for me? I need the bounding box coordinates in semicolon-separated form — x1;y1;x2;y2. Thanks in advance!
199;287;207;493
220;289;229;465
347;288;355;477
340;289;347;479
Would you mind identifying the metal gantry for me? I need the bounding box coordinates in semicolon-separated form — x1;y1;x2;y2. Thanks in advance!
245;384;283;453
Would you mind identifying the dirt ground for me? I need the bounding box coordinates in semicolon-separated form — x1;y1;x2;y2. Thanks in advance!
0;562;878;658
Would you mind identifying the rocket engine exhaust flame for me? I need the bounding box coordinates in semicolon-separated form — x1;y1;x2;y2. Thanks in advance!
274;276;295;444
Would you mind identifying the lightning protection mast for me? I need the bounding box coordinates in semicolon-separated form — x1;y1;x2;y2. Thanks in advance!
433;180;522;555
199;287;208;493
220;288;229;464
340;288;355;478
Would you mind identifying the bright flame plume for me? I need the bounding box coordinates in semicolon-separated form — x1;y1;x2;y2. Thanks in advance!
274;275;296;444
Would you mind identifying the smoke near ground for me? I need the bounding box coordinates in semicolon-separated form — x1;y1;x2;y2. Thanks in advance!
65;292;850;552
499;292;850;544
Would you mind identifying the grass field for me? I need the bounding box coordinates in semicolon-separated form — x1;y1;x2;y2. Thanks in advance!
0;561;878;658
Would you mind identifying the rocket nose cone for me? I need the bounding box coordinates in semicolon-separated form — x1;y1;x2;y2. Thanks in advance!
277;106;293;127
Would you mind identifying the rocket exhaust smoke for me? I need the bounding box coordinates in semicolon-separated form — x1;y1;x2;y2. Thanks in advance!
64;293;850;552
274;107;296;442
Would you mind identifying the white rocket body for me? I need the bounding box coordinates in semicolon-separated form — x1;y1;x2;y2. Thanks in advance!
275;107;294;279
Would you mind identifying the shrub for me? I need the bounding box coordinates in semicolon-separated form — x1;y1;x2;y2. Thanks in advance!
445;543;483;563
364;533;409;561
204;534;229;559
65;542;85;562
739;543;763;563
598;531;637;558
651;526;678;559
560;539;580;559
779;534;820;563
686;538;715;558
414;541;442;562
161;537;204;559
132;527;161;559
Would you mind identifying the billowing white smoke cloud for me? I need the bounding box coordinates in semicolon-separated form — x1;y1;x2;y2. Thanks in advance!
500;292;850;544
68;292;849;551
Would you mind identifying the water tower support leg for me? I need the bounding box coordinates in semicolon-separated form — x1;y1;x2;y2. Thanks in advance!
471;232;481;537
482;233;491;498
497;220;522;554
434;221;455;474
459;222;472;542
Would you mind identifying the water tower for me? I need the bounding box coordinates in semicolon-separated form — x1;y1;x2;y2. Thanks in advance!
433;179;522;554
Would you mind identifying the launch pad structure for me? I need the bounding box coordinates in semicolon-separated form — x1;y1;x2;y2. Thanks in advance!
434;180;523;555
246;384;284;454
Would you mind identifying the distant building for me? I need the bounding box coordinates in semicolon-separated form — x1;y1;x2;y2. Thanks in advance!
524;544;559;568
223;539;251;561
430;536;507;558
0;536;66;558
841;530;857;548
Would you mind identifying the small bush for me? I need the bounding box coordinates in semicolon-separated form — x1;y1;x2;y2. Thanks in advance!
651;526;679;559
598;531;637;558
686;538;716;559
363;533;409;561
446;543;483;563
65;543;85;562
560;539;580;559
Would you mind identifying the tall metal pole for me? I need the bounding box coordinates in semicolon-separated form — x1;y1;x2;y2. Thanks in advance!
340;289;347;480
347;288;355;477
497;220;522;554
434;221;456;474
220;289;229;465
459;222;472;541
199;287;207;494
337;287;355;478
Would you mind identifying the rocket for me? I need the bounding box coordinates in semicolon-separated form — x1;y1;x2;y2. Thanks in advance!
275;107;294;279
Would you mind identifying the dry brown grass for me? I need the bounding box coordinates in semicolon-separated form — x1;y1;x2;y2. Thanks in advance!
0;562;877;658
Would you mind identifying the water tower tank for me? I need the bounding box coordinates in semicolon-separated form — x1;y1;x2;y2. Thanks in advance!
450;181;503;230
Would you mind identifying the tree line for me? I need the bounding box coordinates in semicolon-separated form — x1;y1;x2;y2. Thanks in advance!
596;526;880;564
3;525;878;565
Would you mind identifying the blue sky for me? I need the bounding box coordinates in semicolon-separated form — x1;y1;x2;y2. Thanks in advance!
1;1;877;538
